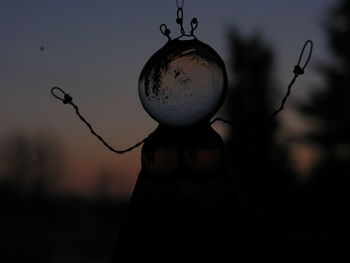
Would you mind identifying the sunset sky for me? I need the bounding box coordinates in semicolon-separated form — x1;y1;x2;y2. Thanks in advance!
0;0;335;197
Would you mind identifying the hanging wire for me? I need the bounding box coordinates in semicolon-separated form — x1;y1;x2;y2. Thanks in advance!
51;87;149;154
176;0;184;9
175;2;199;39
211;40;314;126
160;0;199;40
176;7;186;36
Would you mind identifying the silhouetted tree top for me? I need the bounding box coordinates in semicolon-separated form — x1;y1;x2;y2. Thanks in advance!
1;133;64;195
226;29;276;124
327;0;350;66
303;0;350;149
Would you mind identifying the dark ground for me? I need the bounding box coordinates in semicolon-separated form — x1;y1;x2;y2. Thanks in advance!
0;188;128;263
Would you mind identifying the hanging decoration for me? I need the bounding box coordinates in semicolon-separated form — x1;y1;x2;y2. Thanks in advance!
51;0;313;154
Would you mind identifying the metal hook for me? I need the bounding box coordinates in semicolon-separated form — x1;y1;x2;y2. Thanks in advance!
159;0;199;39
160;24;171;41
190;17;198;37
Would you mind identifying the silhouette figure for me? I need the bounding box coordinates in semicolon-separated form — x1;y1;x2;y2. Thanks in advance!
49;4;310;262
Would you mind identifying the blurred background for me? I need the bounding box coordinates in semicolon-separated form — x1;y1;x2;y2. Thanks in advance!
1;0;348;262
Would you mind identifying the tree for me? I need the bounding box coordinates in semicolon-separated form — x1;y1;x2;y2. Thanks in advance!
303;0;350;168
1;133;65;196
225;29;294;259
298;0;350;257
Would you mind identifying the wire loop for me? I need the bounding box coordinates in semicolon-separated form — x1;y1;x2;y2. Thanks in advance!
160;24;171;41
297;40;313;71
51;87;68;102
190;17;198;36
177;8;183;22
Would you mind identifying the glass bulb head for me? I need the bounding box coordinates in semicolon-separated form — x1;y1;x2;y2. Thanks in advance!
139;39;228;127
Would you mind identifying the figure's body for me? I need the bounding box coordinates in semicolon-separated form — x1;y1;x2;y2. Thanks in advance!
113;123;261;262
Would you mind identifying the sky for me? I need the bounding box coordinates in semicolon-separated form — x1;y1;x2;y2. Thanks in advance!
0;0;335;197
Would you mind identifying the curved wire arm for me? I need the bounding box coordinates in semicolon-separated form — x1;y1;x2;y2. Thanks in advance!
51;87;149;154
211;40;314;126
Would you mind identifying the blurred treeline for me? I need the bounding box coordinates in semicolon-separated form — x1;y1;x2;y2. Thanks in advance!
0;133;128;263
225;0;350;261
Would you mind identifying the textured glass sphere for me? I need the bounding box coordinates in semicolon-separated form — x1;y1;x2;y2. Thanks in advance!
138;39;228;127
